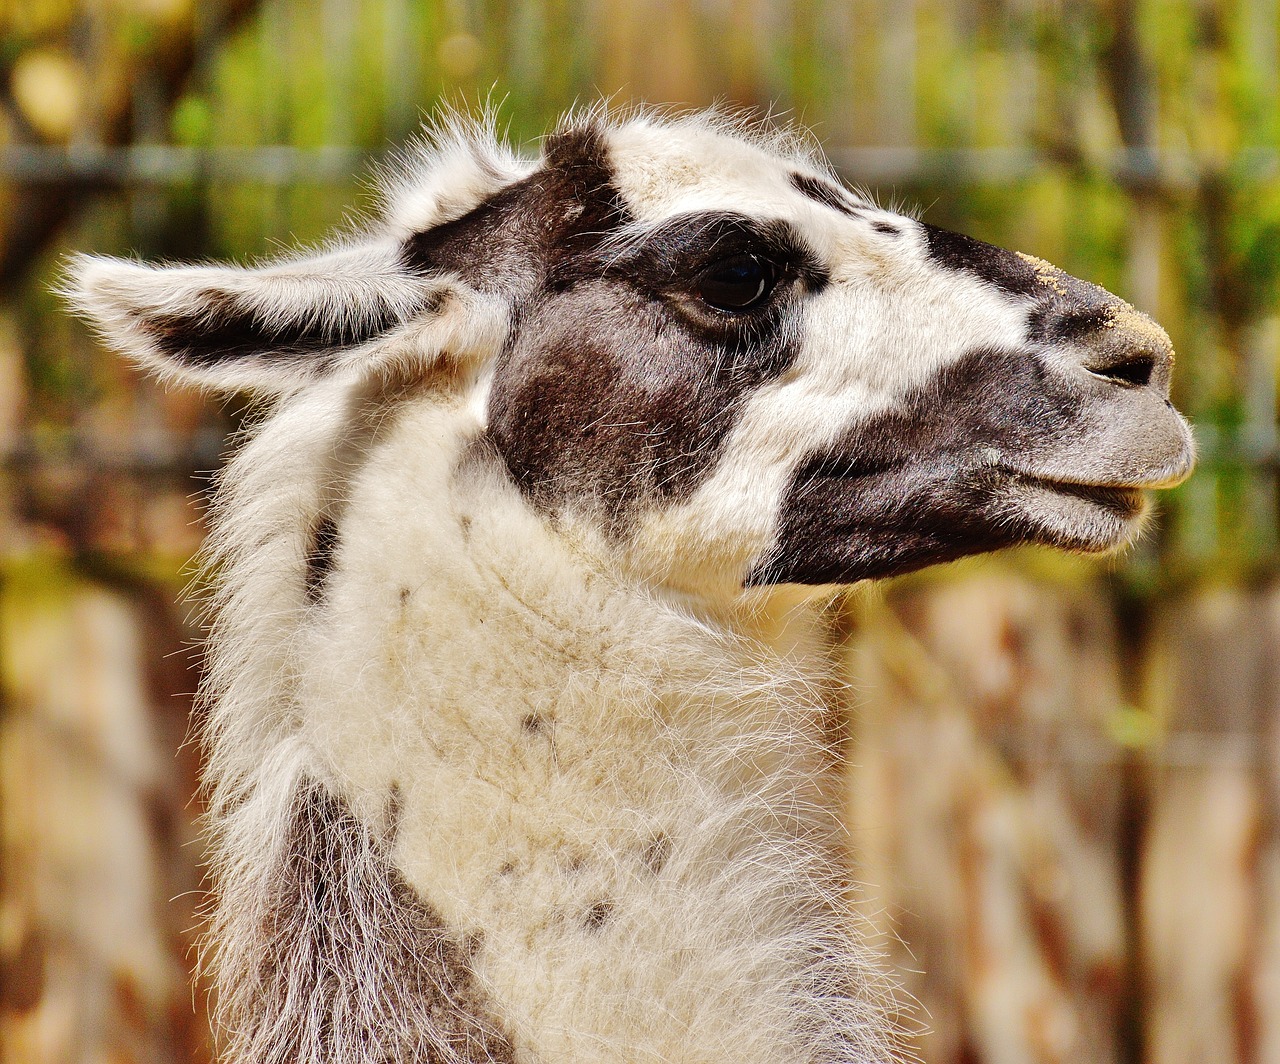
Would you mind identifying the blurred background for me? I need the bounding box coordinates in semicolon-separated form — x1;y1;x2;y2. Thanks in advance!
1;1;1278;1062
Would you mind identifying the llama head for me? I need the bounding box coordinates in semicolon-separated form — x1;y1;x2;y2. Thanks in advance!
68;109;1194;599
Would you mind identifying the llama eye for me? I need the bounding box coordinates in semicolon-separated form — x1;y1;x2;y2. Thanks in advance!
696;255;775;311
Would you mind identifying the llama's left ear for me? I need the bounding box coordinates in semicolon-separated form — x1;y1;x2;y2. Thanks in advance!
64;241;499;396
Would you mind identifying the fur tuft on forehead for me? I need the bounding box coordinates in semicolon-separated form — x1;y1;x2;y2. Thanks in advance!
376;106;536;237
374;103;839;239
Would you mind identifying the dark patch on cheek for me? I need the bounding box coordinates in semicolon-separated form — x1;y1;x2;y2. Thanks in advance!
750;346;1085;586
486;280;801;519
304;515;339;604
790;172;861;218
871;221;901;236
412;141;822;521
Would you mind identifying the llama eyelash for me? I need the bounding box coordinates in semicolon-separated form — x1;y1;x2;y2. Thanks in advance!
65;103;1193;1064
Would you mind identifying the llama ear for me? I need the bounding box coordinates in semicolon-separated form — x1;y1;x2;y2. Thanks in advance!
63;241;489;396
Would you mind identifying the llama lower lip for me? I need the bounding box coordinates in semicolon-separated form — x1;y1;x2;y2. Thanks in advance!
1020;476;1146;516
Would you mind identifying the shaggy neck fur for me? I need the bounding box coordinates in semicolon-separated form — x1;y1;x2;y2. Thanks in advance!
201;378;895;1063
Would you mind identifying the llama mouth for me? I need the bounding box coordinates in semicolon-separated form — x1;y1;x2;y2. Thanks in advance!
1004;470;1155;554
1014;475;1147;518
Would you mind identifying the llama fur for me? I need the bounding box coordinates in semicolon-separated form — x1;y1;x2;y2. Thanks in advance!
66;105;1194;1063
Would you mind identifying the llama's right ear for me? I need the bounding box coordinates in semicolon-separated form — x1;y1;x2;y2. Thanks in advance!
63;241;497;396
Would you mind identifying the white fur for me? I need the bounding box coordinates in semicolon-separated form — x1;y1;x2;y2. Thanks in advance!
378;107;536;237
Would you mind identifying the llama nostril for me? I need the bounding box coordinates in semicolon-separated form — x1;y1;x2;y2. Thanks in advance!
1090;353;1155;388
1076;300;1172;391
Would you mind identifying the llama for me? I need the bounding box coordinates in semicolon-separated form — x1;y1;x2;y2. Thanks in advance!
68;108;1194;1064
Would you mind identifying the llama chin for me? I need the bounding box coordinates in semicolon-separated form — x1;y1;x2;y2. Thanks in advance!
66;106;1193;1063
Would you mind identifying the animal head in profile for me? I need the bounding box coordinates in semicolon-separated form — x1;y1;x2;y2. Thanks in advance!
67;108;1194;598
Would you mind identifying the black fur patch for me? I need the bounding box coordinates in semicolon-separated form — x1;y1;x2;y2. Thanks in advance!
922;224;1042;297
750;346;1087;585
1026;279;1131;344
399;179;543;290
137;288;425;368
790;172;860;218
225;778;517;1062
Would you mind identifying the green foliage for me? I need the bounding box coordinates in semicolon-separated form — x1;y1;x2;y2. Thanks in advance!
170;95;214;147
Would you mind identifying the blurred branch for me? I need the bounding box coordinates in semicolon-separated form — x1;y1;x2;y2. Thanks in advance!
0;0;263;296
1098;0;1156;154
0;144;368;186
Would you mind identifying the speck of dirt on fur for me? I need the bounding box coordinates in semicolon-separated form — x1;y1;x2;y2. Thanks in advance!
582;899;614;931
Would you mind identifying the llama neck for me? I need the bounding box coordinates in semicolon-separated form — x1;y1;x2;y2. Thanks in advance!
206;396;892;1063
